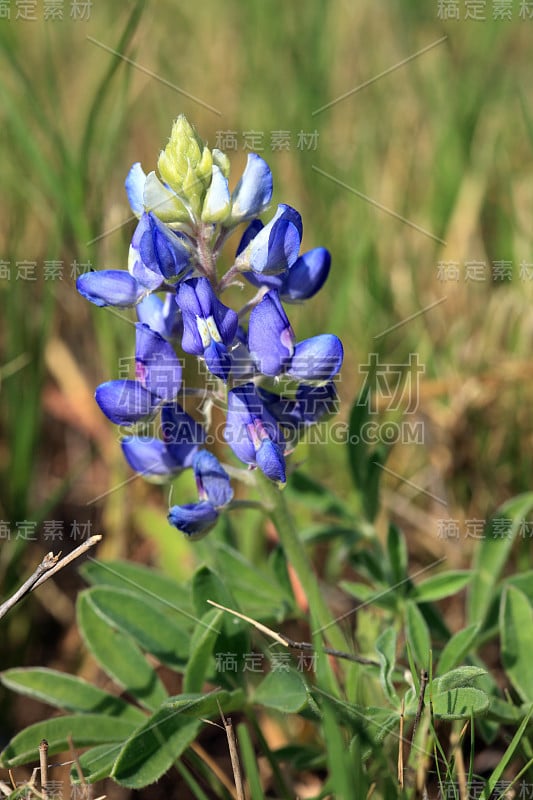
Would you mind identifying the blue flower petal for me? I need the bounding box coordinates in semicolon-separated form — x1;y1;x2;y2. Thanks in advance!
256;438;286;485
247;219;301;275
125;162;147;217
202;165;231;223
236;219;264;257
281;247;331;302
135;324;182;401
287;334;344;382
76;270;145;308
236;204;302;276
229;154;273;223
136;293;183;340
225;384;261;465
248;291;295;376
95;380;160;425
257;387;302;428
130;212;191;286
161;402;205;467
146;214;192;281
129;216;164;291
193;450;233;508
176;278;238;369
296;381;339;422
121;437;184;481
204;340;232;381
168;501;219;539
225;383;286;481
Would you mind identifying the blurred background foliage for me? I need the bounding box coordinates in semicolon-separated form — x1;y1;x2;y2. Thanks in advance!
0;0;532;794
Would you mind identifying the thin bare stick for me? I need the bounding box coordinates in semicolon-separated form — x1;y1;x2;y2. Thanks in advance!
225;719;245;800
217;702;245;800
39;739;48;798
0;535;102;621
0;552;58;621
32;536;102;588
68;733;87;790
398;698;405;788
190;742;239;799
207;599;379;666
404;669;429;765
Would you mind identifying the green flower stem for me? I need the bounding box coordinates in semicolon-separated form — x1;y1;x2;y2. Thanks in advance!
259;475;350;655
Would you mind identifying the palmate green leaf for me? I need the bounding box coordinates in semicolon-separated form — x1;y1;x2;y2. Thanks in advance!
253;668;308;713
0;714;137;768
112;706;200;788
83;586;191;667
183;608;223;693
81;558;196;620
192;565;250;679
0;668;144;723
431;688;489;720
192;565;242;624
78;592;167;711
405;601;431;671
486;697;526;724
412;571;472;602
500;585;533;703
467;493;533;626
163;689;245;716
433;666;487;693
113;690;244;789
213;541;290;619
504;571;533;605
437;623;480;676
72;743;121;784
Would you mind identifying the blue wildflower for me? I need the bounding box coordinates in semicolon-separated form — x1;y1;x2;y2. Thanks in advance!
121;402;204;482
225;383;286;484
76;269;147;308
168;449;233;539
175;277;238;381
95;380;160;426
258;382;339;446
235;204;302;275
227;153;273;225
248;290;343;382
136;293;183;341
128;212;192;291
135;323;182;402
95;324;182;426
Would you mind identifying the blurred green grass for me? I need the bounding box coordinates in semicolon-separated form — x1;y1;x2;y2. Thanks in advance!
0;0;532;574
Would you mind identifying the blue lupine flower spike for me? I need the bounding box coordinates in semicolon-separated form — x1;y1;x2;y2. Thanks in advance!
78;114;343;538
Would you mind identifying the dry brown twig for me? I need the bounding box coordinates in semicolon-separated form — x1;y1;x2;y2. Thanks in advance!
0;535;102;622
